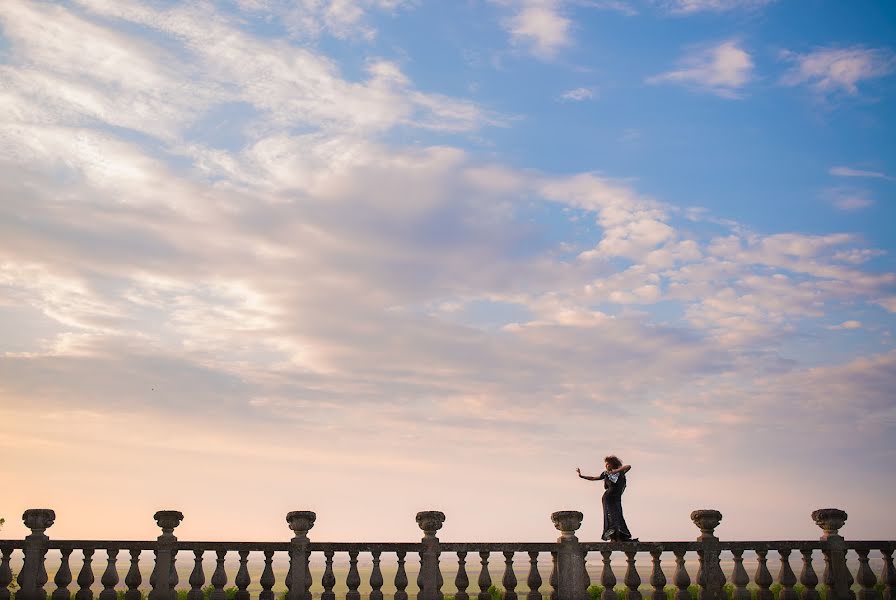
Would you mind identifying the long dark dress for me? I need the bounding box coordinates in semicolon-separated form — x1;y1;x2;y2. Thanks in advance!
597;471;633;541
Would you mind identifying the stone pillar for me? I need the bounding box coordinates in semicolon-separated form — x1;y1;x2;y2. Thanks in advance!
286;511;316;600
813;509;851;600
148;511;183;600
551;511;588;600
691;510;725;600
416;511;446;600
17;509;55;600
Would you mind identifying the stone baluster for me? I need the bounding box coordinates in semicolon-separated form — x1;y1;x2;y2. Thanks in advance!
504;551;519;600
99;549;119;600
729;550;749;600
456;551;470;600
187;550;205;600
17;509;55;600
649;549;666;600
286;511;316;600
371;550;385;600
799;549;820;600
691;511;725;600
148;511;183;600
417;512;446;600
321;550;336;600
169;550;179;593
672;550;690;600
52;548;73;600
754;550;773;600
210;550;228;600
0;546;13;600
478;551;492;600
880;546;896;600
856;550;879;600
527;551;543;600
395;550;409;600
777;549;798;600
346;550;361;600
124;550;142;600
550;552;558;600
601;550;617;600
624;551;642;600
235;550;251;600
551;511;588;600
76;549;95;600
583;552;590;590
259;550;275;600
813;509;851;600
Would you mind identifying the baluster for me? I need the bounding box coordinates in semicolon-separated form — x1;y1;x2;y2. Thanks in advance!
856;550;879;600
456;552;470;600
673;550;690;600
169;550;179;593
755;550;774;600
649;549;666;600
52;548;73;600
0;547;13;600
187;550;205;600
18;509;55;600
346;550;361;600
99;549;119;600
150;551;158;590
602;551;618;600
234;550;250;600
584;551;591;590
321;551;336;600
76;549;95;600
729;550;749;600
847;559;857;600
777;549;798;600
304;550;312;600
259;550;275;600
395;550;409;600
503;551;518;600
799;549;820;600
549;552;557;600
527;551;542;600
625;551;642;600
210;551;228;600
39;547;50;594
124;550;142;600
697;551;705;600
478;552;492;600
880;547;896;600
371;550;385;600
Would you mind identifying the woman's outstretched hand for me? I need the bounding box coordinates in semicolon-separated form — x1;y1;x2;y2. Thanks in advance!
576;467;582;477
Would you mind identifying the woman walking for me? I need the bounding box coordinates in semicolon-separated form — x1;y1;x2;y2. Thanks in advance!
577;455;635;541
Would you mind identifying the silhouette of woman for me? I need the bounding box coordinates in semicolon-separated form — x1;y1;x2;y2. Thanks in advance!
576;455;635;541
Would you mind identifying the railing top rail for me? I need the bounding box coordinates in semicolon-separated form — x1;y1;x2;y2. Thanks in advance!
846;540;896;551
439;542;557;552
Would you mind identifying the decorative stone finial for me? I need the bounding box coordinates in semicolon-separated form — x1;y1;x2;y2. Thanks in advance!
690;510;723;540
22;509;55;535
286;511;317;539
415;511;446;537
551;511;583;539
812;508;847;539
153;511;184;537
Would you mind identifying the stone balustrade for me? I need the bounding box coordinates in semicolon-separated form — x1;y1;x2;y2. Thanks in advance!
1;508;893;600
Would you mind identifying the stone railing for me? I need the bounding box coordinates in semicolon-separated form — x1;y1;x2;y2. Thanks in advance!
1;508;893;600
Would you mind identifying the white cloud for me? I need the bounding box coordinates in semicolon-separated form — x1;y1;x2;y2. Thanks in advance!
825;187;875;211
827;320;862;330
829;166;892;180
503;1;572;60
560;87;597;101
647;40;754;98
664;0;775;12
781;46;896;96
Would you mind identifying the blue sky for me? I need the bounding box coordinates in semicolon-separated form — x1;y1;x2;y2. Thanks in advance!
1;0;895;543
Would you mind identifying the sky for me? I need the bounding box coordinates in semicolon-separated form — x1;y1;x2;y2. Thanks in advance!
1;0;895;545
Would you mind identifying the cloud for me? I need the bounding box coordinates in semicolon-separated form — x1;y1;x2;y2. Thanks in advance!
647;40;754;98
560;87;597;101
780;46;896;96
827;320;862;330
825;187;875;211
503;1;572;60
829;166;893;180
663;0;775;12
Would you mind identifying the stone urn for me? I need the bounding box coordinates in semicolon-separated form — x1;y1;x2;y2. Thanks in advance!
551;511;583;539
22;509;55;535
690;509;723;539
286;511;317;539
812;508;847;539
153;510;184;536
416;511;446;537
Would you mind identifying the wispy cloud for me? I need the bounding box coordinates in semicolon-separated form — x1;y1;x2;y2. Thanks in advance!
502;0;572;60
663;0;775;13
829;166;893;180
647;40;754;98
780;45;896;96
560;86;597;101
825;187;876;211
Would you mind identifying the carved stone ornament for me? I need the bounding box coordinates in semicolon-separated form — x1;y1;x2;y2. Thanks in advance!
690;510;723;538
811;509;847;538
550;511;583;537
153;511;184;535
22;509;56;534
415;511;446;537
286;511;317;537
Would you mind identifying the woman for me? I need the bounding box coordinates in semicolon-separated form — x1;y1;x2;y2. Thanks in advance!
576;455;635;541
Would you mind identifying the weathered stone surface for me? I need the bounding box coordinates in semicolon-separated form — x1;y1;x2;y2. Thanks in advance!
286;511;316;539
690;510;722;540
22;510;55;535
152;511;183;537
550;512;583;539
812;509;848;539
416;511;446;537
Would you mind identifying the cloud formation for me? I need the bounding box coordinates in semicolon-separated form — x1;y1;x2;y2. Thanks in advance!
647;40;754;98
781;45;896;96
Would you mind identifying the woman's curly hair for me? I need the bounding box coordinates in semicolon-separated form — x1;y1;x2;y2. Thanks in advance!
604;455;623;469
